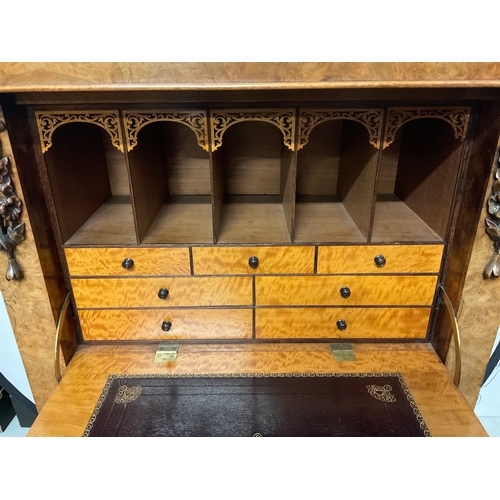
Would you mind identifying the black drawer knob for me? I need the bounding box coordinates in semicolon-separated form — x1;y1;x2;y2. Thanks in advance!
161;320;172;332
248;256;259;269
374;254;386;268
122;257;134;270
336;319;347;331
158;288;169;300
340;286;351;299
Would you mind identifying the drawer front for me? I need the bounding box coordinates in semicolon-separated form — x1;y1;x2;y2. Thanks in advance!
255;275;438;306
79;308;253;340
72;276;252;308
192;246;315;275
256;307;430;339
65;247;191;276
317;244;444;274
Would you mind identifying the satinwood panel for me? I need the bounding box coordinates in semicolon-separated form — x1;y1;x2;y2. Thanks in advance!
71;276;252;308
256;307;430;339
192;246;314;275
65;247;190;276
255;275;438;306
317;244;443;274
79;308;252;340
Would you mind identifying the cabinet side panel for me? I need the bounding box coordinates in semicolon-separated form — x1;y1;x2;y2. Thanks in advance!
43;123;111;243
338;120;379;240
127;124;168;242
394;119;464;240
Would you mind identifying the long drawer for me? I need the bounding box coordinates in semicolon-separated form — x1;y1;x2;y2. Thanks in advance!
65;247;191;276
317;244;444;274
255;275;438;306
192;246;315;274
255;307;431;339
79;308;253;340
71;276;253;308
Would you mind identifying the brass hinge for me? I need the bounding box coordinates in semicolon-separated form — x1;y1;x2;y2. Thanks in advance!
154;343;179;363
330;343;356;362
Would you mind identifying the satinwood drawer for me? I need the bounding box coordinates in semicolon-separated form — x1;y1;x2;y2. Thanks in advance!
65;247;191;276
317;244;444;274
255;275;438;306
192;246;315;275
71;276;252;308
79;308;253;340
255;307;430;339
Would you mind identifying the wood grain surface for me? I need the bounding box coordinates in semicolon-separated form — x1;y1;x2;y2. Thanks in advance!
3;63;500;91
317;244;444;274
79;308;252;340
293;197;366;243
65;197;138;246
256;307;430;339
71;276;253;308
217;197;290;243
371;196;443;243
192;246;315;275
27;342;487;437
0;107;57;409
255;275;438;306
65;247;190;276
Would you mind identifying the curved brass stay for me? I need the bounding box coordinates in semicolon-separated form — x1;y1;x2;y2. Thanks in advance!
439;285;462;387
54;291;71;383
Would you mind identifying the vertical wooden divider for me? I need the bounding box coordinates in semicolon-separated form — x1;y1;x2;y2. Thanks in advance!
127;123;169;242
281;143;297;242
120;111;140;245
211;148;224;244
338;120;380;242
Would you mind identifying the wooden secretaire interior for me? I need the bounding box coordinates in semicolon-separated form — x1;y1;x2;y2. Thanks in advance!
2;63;500;436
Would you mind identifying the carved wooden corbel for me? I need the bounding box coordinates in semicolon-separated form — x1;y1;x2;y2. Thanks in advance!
0;156;25;281
484;157;500;279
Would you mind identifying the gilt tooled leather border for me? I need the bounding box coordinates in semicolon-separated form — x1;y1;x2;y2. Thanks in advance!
83;372;431;437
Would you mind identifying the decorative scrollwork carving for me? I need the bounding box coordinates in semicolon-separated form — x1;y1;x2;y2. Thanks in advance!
0;156;25;281
383;107;471;149
367;384;396;403
484;156;500;279
298;109;383;150
35;111;124;153
114;384;142;404
210;109;295;151
123;111;209;152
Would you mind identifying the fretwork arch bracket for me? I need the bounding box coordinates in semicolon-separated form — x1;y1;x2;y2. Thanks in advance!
383;107;471;149
210;109;296;152
123;111;209;152
298;109;384;150
35;111;124;153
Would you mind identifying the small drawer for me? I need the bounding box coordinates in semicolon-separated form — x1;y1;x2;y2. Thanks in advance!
192;246;315;275
255;275;438;306
79;308;253;340
317;244;444;274
65;247;191;276
71;276;252;308
256;307;430;339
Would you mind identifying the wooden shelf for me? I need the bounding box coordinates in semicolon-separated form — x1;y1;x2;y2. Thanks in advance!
293;196;365;243
142;196;213;244
217;196;290;244
371;195;443;243
65;197;137;246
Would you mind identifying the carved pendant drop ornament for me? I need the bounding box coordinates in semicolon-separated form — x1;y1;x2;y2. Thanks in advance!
0;156;25;281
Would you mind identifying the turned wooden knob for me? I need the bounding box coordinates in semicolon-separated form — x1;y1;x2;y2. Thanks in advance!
122;257;134;270
158;288;169;300
248;256;259;269
340;286;351;299
336;319;347;331
161;320;172;332
374;254;386;267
